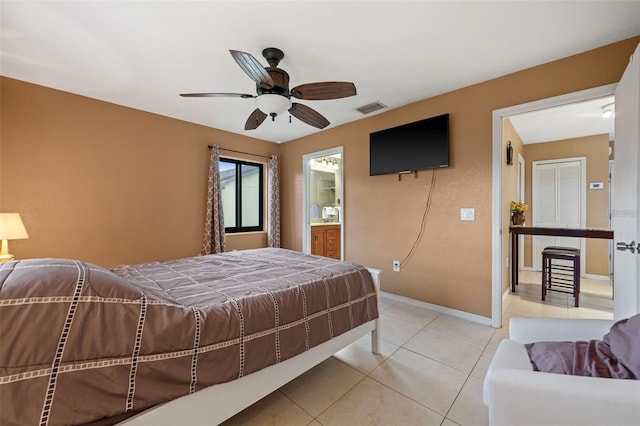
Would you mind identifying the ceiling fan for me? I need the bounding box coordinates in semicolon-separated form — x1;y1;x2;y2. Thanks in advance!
180;47;357;130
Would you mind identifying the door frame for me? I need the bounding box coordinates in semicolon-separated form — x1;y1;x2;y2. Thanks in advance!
302;146;344;259
609;159;615;277
517;153;526;271
491;83;616;328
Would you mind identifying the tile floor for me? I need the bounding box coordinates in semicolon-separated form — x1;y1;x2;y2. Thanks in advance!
504;270;614;322
222;272;613;426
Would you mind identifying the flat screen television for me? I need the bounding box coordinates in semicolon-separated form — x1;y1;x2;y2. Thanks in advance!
369;113;449;176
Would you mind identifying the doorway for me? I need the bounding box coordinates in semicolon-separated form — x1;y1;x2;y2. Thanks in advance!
302;147;344;260
491;84;617;328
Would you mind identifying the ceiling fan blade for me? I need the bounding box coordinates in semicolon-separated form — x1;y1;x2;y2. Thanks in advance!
180;92;255;98
244;108;268;130
290;82;356;100
230;50;274;89
289;103;330;129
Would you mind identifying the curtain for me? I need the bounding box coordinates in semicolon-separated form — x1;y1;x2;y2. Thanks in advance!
267;154;281;248
202;145;226;254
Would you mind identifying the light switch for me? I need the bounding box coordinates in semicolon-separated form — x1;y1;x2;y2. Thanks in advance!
461;208;475;221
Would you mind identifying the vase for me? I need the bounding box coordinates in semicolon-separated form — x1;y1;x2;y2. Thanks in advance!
511;212;525;226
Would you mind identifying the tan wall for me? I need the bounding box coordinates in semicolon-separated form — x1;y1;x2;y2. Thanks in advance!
502;119;526;292
2;37;638;318
280;37;639;318
522;134;611;276
0;77;278;267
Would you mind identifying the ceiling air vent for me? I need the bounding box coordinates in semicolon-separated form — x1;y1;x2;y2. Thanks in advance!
356;101;387;115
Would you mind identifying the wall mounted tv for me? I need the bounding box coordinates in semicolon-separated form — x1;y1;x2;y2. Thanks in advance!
369;113;449;176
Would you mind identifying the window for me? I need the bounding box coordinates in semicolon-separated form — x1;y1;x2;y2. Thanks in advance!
219;158;264;233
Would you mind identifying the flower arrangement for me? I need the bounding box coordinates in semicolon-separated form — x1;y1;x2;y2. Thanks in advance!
510;201;528;214
510;201;528;225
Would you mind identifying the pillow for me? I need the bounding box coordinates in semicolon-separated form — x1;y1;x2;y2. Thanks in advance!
603;313;640;378
525;314;640;379
0;258;142;301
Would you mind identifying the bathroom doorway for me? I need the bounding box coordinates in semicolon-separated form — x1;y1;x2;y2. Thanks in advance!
302;147;344;260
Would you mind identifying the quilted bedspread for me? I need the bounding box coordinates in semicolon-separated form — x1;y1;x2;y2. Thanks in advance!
0;248;378;425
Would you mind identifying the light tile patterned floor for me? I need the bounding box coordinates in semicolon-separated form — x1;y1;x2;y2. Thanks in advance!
504;270;614;321
222;273;613;426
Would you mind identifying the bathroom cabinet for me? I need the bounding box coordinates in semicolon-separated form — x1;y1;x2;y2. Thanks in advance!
311;224;341;259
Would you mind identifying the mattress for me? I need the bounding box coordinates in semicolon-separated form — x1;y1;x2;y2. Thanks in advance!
0;248;379;425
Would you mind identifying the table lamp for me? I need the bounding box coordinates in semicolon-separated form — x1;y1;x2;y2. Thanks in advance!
0;213;29;261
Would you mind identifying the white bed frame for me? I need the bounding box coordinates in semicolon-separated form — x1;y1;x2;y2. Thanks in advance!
119;268;381;425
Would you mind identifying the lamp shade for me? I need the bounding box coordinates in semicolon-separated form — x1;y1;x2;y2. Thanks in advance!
0;213;29;240
255;94;291;116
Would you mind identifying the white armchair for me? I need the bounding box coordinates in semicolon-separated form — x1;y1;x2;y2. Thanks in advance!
483;317;640;426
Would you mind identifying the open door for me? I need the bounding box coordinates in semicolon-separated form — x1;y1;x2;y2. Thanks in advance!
612;43;640;319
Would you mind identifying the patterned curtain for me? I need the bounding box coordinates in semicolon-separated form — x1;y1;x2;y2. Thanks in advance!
267;154;281;248
202;145;226;254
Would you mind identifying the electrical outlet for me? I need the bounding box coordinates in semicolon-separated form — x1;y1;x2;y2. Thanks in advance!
393;260;400;272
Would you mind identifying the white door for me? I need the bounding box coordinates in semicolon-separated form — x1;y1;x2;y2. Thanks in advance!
612;43;640;319
532;159;585;271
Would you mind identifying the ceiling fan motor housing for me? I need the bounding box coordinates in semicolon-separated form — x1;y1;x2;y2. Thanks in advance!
257;47;290;97
257;67;290;97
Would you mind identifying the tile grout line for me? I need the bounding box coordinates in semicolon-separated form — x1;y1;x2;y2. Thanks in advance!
441;326;497;423
308;358;371;424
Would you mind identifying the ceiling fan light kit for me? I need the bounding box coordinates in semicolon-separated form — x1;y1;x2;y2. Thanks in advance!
255;94;292;119
180;47;356;131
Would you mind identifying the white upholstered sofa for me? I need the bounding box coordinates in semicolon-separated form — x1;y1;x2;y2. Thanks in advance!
483;317;640;426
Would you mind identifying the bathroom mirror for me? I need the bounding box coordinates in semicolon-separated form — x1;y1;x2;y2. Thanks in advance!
312;170;335;206
309;157;342;224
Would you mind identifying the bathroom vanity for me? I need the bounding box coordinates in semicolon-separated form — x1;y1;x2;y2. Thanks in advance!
310;223;341;259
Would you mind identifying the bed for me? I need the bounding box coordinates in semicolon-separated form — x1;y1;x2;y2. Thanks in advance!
0;248;380;425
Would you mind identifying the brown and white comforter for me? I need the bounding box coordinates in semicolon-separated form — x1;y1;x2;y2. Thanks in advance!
0;248;379;425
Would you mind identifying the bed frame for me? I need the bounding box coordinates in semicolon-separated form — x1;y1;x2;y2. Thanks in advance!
119;268;381;425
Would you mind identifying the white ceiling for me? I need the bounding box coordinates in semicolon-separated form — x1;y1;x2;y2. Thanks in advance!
509;95;616;144
2;1;639;143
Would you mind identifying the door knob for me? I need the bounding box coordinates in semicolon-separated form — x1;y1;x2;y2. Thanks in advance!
616;241;637;253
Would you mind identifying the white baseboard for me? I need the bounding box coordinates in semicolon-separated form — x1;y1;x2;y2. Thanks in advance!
380;291;492;327
503;286;511;301
584;273;611;281
518;268;610;282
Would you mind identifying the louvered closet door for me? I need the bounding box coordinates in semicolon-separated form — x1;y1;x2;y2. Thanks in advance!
532;159;584;271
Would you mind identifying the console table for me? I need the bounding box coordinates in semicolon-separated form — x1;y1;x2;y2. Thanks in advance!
509;226;614;292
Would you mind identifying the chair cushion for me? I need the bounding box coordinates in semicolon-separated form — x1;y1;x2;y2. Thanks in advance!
543;246;581;254
525;314;640;379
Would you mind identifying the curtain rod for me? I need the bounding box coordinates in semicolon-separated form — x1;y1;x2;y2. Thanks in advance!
208;145;271;159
